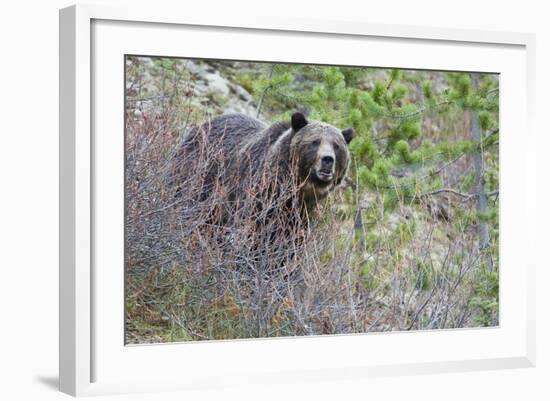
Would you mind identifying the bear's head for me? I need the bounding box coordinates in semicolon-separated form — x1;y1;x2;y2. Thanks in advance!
288;112;354;202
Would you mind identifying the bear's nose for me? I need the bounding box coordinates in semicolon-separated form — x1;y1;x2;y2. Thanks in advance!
321;155;334;167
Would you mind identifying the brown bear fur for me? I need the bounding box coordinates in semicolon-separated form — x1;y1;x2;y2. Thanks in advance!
170;112;354;224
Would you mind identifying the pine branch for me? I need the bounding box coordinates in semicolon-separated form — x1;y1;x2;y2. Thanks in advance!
386;100;451;121
256;64;276;118
484;127;499;140
420;189;499;199
421;188;474;199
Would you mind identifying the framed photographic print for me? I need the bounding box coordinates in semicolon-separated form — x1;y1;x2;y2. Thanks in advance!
59;4;536;396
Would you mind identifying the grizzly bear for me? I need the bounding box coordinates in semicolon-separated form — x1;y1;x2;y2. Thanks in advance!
170;112;354;225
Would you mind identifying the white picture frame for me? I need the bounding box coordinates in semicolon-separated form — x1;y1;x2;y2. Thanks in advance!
59;4;536;397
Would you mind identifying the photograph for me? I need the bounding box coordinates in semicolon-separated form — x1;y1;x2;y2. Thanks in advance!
124;55;500;344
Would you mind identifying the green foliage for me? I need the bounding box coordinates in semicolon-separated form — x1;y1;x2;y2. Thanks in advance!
394;140;414;164
415;258;433;291
422;80;433;100
360;257;379;291
394;219;416;244
349;133;377;163
234;71;256;95
470;269;499;326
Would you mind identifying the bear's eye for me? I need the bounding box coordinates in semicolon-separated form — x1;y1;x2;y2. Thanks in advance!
333;142;340;151
310;139;320;148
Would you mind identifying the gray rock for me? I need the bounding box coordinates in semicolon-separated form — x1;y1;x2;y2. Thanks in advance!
233;84;252;102
182;60;207;78
205;64;217;73
204;72;230;97
224;102;256;116
193;81;209;97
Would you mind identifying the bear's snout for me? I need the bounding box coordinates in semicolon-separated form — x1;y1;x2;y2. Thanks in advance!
321;155;334;169
314;139;336;182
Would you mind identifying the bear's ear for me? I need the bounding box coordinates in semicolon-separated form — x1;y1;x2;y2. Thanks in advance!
342;128;354;144
291;112;308;132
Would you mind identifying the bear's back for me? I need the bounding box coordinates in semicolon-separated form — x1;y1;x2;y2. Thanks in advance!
171;113;295;200
205;113;294;151
197;113;293;168
202;113;267;153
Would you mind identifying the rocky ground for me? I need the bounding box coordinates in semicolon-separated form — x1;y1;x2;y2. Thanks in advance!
126;57;262;124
